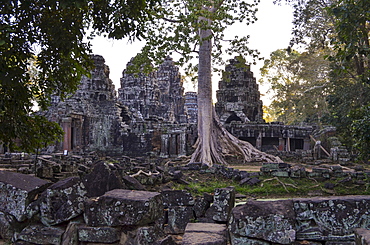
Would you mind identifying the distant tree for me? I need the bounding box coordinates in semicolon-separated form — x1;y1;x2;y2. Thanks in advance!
0;0;159;152
276;0;370;160
260;49;331;125
131;0;282;166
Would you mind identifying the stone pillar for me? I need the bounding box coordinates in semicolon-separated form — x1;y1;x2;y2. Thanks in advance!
286;137;291;152
278;137;285;151
160;134;169;158
179;132;187;156
62;117;72;152
256;132;262;150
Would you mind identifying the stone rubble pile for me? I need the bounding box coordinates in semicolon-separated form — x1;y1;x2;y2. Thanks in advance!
2;165;370;244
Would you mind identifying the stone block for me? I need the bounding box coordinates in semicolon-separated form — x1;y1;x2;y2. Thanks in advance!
272;170;290;177
0;211;15;240
161;190;194;207
229;235;270;245
193;195;211;219
78;225;121;243
39;176;87;226
61;221;83;245
127;225;168;245
229;200;296;244
165;205;194;234
0;171;51;222
84;189;163;226
355;228;370;245
122;175;146;190
17;224;65;245
82;161;125;198
294;196;370;242
182;223;228;245
212;187;235;222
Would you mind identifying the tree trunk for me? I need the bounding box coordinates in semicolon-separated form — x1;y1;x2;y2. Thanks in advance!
190;15;282;167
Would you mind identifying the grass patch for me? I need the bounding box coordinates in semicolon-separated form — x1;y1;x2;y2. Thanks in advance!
172;174;370;198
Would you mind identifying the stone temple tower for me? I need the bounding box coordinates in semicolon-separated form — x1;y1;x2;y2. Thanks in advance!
215;57;264;123
118;56;186;123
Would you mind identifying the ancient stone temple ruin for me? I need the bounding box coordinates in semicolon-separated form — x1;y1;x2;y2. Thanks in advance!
118;56;186;123
38;54;349;163
42;55;126;155
42;55;191;157
215;57;264;123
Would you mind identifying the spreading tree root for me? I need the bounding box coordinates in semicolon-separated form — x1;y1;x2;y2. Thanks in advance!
191;110;283;166
261;177;298;193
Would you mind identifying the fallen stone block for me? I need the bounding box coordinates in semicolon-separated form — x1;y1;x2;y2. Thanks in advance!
355;228;370;245
0;211;15;241
0;171;50;222
17;224;65;245
240;177;260;186
84;189;163;226
78;225;121;243
122;175;146;190
193;194;212;219
39;176;87;226
294;196;370;242
212;187;235;222
161;190;194;207
229;199;296;244
165;205;194;234
182;223;228;245
82;161;126;197
61;221;83;245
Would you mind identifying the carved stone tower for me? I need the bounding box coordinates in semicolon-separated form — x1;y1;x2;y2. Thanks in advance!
215;57;264;123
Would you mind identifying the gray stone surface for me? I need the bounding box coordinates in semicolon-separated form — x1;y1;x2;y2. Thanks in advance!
78;225;121;243
182;223;228;245
17;224;65;245
0;171;50;221
82;161;125;197
84;189;163;226
165;205;194;234
355;228;370;245
0;211;14;240
294;196;370;241
161;190;194;207
39;176;87;225
212;187;235;222
61;221;82;245
229;199;296;244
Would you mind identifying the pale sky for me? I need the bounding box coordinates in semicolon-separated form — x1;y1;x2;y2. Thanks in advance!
89;1;293;105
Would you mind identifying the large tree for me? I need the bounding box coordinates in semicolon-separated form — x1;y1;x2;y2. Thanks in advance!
0;0;159;151
131;0;282;166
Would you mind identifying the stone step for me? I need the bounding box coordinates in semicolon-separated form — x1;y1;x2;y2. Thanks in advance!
182;223;228;245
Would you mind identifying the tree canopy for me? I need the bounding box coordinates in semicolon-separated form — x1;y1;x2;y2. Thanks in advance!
270;0;370;161
0;0;159;151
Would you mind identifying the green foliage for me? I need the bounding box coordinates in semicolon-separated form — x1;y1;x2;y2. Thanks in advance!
174;175;370;198
127;0;262;76
259;49;331;124
350;104;370;162
0;0;159;152
271;0;370;159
